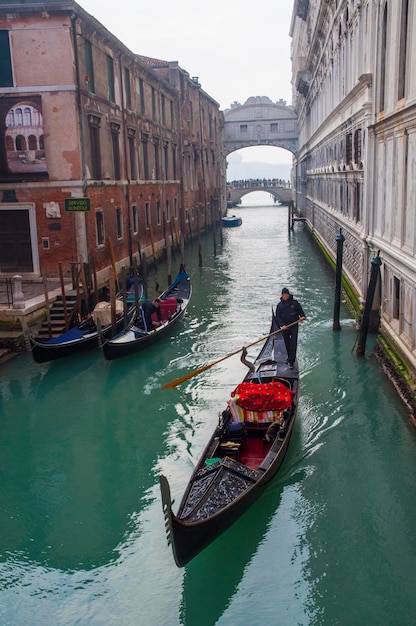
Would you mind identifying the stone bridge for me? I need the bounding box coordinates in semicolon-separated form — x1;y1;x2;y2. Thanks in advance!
223;96;298;156
226;179;293;206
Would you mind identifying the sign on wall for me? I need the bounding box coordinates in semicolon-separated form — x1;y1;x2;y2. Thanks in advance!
64;198;91;212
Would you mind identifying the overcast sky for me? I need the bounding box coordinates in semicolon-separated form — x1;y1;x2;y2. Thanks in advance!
77;0;295;166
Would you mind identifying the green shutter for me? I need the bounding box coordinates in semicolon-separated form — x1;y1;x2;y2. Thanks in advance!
0;31;13;87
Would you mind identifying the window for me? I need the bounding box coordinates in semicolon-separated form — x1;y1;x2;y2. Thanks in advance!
151;87;156;120
170;100;174;127
166;199;170;222
270;123;278;132
153;139;160;180
128;129;136;179
161;94;166;125
398;0;409;100
85;40;95;92
116;207;123;239
346;133;353;164
124;67;131;109
0;30;13;87
141;132;149;180
107;55;115;102
139;78;145;114
111;123;121;179
132;205;138;234
88;114;102;179
164;141;169;179
156;200;161;225
393;276;400;319
172;145;177;179
354;129;362;164
145;202;150;229
379;5;387;112
240;124;248;133
174;197;178;219
96;211;105;245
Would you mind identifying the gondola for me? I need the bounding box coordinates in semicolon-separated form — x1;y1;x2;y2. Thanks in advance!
100;265;191;361
160;313;299;567
28;298;136;364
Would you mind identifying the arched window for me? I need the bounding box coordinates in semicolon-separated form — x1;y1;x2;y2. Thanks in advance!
28;135;37;150
15;108;23;125
24;107;32;126
16;135;26;150
39;135;44;150
6;111;14;127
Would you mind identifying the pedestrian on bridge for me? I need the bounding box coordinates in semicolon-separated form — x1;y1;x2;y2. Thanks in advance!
275;288;306;368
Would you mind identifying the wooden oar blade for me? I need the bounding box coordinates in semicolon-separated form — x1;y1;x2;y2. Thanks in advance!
161;362;213;389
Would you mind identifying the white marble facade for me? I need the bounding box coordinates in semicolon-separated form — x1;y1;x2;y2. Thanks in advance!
291;0;416;368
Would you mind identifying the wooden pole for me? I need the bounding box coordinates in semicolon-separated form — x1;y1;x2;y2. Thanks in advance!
141;252;148;299
121;266;128;329
43;274;52;338
149;223;157;267
58;262;69;330
167;233;172;285
80;258;90;316
107;236;118;291
133;256;140;304
75;265;82;323
109;267;117;335
91;258;99;306
169;220;176;260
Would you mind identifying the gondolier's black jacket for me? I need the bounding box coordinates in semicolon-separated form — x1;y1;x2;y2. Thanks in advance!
275;295;305;327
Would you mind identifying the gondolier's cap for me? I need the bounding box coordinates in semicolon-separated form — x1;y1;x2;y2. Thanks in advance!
281;288;290;295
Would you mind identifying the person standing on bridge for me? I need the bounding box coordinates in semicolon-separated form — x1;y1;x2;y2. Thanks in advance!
275;288;306;369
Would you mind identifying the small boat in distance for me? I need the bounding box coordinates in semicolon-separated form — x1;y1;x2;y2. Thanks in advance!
222;214;242;227
100;265;191;360
160;313;299;567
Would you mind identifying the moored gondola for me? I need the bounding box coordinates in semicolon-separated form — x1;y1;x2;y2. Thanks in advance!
28;298;136;364
100;265;191;360
160;313;299;567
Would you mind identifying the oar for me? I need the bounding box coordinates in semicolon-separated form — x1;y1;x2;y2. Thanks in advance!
161;319;301;389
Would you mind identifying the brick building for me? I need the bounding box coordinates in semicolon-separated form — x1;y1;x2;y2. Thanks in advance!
0;0;224;288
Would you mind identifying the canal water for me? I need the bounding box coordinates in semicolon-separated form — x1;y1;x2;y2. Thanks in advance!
1;195;416;625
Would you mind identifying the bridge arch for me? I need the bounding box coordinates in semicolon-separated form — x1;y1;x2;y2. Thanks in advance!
223;96;298;157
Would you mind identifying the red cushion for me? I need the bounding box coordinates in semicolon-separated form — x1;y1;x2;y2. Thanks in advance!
231;381;292;411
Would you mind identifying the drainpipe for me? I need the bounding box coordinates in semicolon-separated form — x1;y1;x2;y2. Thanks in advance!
70;13;89;267
119;56;133;268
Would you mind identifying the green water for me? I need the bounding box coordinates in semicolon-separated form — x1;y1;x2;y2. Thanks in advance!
1;201;416;625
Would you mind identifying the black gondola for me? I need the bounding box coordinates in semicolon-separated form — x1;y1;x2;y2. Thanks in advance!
100;265;191;360
28;299;136;364
160;313;299;567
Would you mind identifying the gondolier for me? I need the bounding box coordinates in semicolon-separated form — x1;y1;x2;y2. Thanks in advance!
275;287;306;369
140;297;162;331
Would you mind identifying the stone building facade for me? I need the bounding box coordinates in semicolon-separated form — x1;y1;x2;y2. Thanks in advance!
0;0;224;287
291;0;416;375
